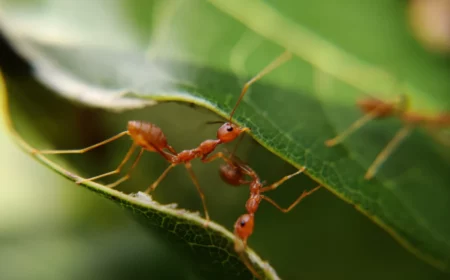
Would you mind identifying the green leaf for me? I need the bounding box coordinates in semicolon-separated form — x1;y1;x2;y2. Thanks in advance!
1;0;449;276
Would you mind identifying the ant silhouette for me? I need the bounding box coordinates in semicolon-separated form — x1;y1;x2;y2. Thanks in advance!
218;153;321;278
32;51;293;221
325;95;450;179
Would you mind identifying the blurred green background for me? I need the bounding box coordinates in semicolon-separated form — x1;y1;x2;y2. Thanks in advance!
1;0;449;280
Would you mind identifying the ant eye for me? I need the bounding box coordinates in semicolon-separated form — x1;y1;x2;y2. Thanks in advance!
217;123;241;143
240;220;246;227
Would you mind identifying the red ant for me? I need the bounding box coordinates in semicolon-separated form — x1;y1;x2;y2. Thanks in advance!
32;51;294;221
218;153;321;278
325;95;450;179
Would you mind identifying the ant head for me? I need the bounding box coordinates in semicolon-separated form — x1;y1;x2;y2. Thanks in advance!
217;122;249;143
219;163;244;186
234;214;254;241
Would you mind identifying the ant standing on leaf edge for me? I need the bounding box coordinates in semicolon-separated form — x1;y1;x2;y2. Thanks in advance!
218;149;321;279
325;94;450;180
31;99;248;224
30;50;295;228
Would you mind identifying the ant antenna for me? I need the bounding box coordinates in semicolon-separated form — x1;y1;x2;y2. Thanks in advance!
237;248;262;279
205;120;225;125
228;51;293;123
231;132;246;157
325;110;380;147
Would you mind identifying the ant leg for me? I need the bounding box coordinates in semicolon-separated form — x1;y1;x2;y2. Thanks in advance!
203;151;255;173
107;148;144;189
365;126;412;180
33;131;130;154
144;163;176;194
325;111;381;147
260;167;306;193
261;185;321;213
184;162;210;221
229;51;292;121
230;30;263;79
76;143;136;184
235;246;262;280
233;237;262;279
231;132;246;156
202;152;233;165
203;151;257;179
166;144;178;155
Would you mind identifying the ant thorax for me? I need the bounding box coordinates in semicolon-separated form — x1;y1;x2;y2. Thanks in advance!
249;180;261;193
245;194;261;214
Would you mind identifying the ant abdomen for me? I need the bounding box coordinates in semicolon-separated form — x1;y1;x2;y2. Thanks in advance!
127;121;168;151
219;164;244;186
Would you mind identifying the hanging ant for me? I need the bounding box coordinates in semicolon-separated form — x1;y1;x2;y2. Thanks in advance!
218;154;321;278
31;51;294;221
325;95;450;179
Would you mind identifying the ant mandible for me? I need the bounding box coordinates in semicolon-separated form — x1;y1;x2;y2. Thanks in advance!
32;51;293;221
325;95;450;179
218;154;321;278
